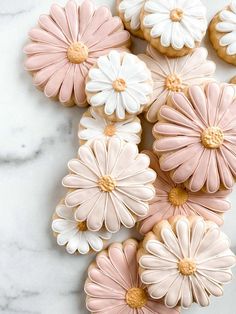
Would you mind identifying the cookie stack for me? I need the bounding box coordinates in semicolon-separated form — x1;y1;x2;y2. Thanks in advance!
24;0;236;313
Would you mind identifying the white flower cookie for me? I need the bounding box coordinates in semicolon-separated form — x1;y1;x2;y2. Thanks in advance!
85;50;153;121
141;0;207;57
78;108;142;145
210;1;236;65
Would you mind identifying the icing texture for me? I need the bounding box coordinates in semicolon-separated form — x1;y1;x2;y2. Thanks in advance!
85;239;180;313
143;0;207;50
52;201;111;254
139;216;236;308
24;0;130;106
86;51;153;120
153;83;236;193
78;108;142;144
139;45;216;123
62;137;156;233
138;151;231;235
119;0;145;30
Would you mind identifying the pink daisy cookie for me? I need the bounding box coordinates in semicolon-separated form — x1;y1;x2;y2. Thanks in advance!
24;0;130;106
153;82;236;193
85;239;180;313
138;151;231;235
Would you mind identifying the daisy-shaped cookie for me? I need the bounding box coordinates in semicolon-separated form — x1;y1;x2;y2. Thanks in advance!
86;50;153;121
24;0;130;106
52;201;111;255
78;108;142;145
141;0;207;57
139;45;216;123
138;151;231;235
62;137;156;233
85;239;180;314
138;216;236;308
153;82;236;193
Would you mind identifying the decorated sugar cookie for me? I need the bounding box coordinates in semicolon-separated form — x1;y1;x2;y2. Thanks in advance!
139;45;216;123
85;239;180;314
210;1;236;66
24;0;130;107
78;108;142;145
138;216;236;308
52;200;111;254
86;50;153;121
117;0;145;38
141;0;207;57
62;137;156;233
153;82;236;193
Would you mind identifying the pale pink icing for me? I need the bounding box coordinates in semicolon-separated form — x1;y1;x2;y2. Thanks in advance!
139;151;231;234
153;82;236;193
24;0;130;106
85;239;180;313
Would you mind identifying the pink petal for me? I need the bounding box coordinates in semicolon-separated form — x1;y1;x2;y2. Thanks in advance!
65;0;79;42
59;64;75;103
206;82;221;126
154;136;200;153
78;0;96;38
73;65;87;106
188;85;208;126
217;84;235;125
146;90;168;123
25;53;66;71
24;43;66;54
28;28;68;48
206;151;220;193
87;193;106;231
123;241;139;287
216;150;235;189
105;195;120;233
220;145;236;177
155;123;199;136
90;31;130;51
86;298;127;313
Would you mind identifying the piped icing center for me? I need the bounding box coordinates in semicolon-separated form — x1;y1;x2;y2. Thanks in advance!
168;187;188;206
77;221;87;231
104;124;116;136
165;74;184;92
98;175;116;192
67;42;89;64
113;78;127;92
178;258;197;276
126;287;147;308
170;9;184;22
201;127;224;149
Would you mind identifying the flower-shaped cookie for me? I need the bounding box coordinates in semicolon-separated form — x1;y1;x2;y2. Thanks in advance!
62;138;156;233
78;108;142;145
138;216;236;308
139;45;216;123
86;51;153;121
85;239;180;314
52;201;111;254
138;151;231;235
153;83;236;193
24;0;130;106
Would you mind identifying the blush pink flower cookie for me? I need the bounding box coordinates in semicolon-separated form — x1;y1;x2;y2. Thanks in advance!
138;216;236;308
24;0;130;107
139;45;216;123
138;151;231;235
153;82;236;193
62;137;156;233
85;239;180;314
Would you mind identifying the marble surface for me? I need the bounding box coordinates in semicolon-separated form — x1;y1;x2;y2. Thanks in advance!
0;0;236;313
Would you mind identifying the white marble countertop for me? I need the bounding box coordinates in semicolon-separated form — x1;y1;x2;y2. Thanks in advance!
0;0;236;313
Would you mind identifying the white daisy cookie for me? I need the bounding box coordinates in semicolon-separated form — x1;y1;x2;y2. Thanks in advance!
78;108;142;145
85;50;153;121
52;200;112;255
210;1;236;65
138;216;236;309
141;0;207;57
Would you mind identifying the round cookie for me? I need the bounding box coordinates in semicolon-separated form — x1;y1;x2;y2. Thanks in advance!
85;239;180;313
153;82;236;193
78;108;142;145
209;1;236;66
117;0;145;39
24;0;130;107
138;216;236;308
141;0;207;57
62;137;156;233
85;50;153;121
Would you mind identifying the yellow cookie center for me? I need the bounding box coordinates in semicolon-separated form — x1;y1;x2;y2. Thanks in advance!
178;258;197;276
113;78;127;92
170;8;184;22
168;187;188;206
201;127;224;149
77;221;87;232
126;288;148;309
98;175;116;192
165;74;184;92
67;42;89;64
104;124;116;136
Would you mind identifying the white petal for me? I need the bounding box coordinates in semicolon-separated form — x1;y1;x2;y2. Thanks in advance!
85;232;104;252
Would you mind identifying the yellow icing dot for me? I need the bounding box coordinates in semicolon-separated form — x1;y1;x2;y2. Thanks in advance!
113;78;127;92
67;42;89;64
165;74;184;92
77;221;88;231
126;288;148;309
170;8;184;22
201;127;224;149
168;187;188;206
178;258;196;276
98;175;116;192
104;124;116;136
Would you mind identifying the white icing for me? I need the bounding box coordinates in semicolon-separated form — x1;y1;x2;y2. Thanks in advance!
119;0;145;30
143;0;207;50
216;1;236;55
86;50;152;120
79;108;141;144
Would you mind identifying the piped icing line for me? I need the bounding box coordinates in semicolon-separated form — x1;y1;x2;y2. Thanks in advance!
118;0;145;31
